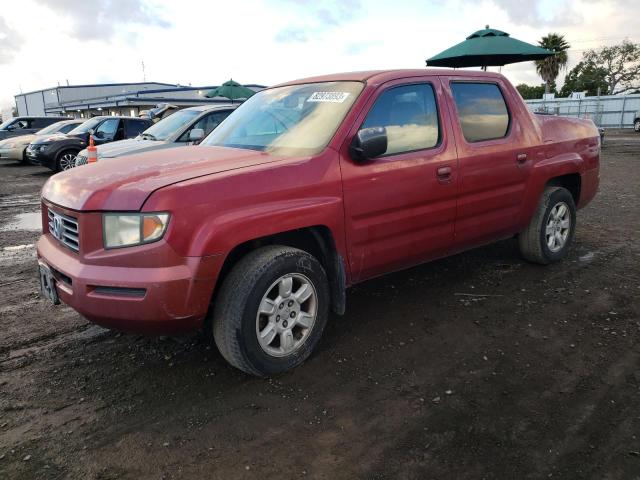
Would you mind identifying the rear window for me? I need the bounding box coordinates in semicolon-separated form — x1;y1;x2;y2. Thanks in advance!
450;82;510;142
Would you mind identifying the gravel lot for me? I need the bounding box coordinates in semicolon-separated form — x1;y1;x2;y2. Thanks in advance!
1;131;639;480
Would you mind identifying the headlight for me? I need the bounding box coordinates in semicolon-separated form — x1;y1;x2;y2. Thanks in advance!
103;213;170;249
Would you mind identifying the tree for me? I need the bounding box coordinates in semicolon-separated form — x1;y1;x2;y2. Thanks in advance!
535;33;570;94
516;83;547;100
559;61;608;97
582;40;640;94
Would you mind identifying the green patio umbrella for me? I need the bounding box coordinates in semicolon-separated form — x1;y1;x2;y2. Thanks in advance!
204;79;256;102
426;26;555;69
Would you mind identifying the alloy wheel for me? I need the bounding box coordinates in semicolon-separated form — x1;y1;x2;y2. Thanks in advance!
255;273;317;357
545;202;571;252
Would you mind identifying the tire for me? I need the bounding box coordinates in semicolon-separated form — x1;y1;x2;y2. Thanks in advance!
20;149;29;164
55;150;78;172
212;246;330;377
634;120;640;132
518;187;576;265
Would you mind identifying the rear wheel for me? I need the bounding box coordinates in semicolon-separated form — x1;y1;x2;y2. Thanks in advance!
518;187;576;265
212;246;329;377
55;150;77;172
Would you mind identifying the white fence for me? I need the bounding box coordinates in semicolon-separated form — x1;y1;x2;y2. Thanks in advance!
525;94;640;129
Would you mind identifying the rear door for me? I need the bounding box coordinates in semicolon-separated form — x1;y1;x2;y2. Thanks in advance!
340;77;458;282
441;76;532;251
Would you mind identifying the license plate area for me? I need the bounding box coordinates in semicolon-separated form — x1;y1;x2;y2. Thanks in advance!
39;263;60;305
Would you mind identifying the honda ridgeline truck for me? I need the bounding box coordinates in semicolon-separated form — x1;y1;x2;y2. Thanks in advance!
37;70;600;376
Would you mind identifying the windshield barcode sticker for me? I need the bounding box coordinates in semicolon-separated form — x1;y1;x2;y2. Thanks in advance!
307;92;350;103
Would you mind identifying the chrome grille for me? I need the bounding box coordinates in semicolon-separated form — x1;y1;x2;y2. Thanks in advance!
48;209;79;252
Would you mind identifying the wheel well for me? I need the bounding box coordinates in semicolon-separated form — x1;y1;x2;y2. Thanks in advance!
212;226;346;316
546;173;581;204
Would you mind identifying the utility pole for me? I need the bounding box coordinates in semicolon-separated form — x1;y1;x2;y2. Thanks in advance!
142;61;146;82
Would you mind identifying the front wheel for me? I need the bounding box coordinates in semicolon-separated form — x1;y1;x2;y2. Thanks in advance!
634;120;640;132
55;150;78;172
518;187;576;265
212;246;330;376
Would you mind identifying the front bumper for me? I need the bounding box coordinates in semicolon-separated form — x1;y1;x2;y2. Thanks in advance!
26;145;57;168
36;232;223;334
0;146;24;160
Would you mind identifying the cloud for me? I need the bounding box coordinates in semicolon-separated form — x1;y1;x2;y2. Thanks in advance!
0;17;23;64
491;0;580;28
33;0;171;41
273;0;362;43
275;27;309;43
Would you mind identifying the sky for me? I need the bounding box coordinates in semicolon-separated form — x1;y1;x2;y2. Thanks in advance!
0;0;638;114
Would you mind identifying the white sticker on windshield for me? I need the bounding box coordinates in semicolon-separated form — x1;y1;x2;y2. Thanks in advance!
307;91;350;103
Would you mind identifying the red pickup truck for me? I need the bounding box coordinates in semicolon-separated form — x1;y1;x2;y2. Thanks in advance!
37;69;600;376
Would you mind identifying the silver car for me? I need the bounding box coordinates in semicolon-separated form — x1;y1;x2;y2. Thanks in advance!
0;119;83;162
74;105;236;166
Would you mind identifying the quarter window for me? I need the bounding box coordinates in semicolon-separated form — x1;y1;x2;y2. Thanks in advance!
362;83;440;156
450;82;510;142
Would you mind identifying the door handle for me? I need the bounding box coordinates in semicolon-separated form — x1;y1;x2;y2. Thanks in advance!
437;166;452;183
516;153;528;164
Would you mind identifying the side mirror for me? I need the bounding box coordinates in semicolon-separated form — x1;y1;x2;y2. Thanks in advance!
94;130;104;139
349;127;387;161
6;124;15;131
189;128;205;142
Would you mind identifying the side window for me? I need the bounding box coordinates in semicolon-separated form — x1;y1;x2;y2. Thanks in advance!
125;120;149;138
31;118;51;128
59;123;77;134
95;119;120;140
15;120;29;129
450;82;510;142
178;111;233;142
362;83;440;156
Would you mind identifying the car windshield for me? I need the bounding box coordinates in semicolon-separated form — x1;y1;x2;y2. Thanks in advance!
141;109;200;141
68;117;103;135
37;122;70;135
203;81;364;156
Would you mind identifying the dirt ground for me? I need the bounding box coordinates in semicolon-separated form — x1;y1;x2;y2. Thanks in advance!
0;131;639;480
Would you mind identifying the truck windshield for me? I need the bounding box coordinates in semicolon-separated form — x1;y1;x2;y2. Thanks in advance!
68;118;103;135
203;81;364;155
37;122;70;135
141;109;200;141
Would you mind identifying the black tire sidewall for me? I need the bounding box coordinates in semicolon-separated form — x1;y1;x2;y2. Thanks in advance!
237;253;329;376
538;189;576;263
635;120;640;132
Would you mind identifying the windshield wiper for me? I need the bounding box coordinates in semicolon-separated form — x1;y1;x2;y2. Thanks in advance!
141;133;157;141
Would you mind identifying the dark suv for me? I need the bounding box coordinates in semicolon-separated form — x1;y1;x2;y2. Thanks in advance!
0;116;72;140
27;116;152;172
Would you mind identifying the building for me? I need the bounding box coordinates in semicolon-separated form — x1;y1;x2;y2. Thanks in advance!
14;82;265;119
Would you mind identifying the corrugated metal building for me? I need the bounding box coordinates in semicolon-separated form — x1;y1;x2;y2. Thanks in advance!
14;82;265;119
525;94;640;128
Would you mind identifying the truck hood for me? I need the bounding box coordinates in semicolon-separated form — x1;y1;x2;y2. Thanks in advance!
42;146;282;211
94;138;169;158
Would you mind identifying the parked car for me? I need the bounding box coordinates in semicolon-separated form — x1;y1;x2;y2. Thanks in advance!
0;116;72;141
634;110;640;132
37;69;600;376
74;105;235;167
0;120;83;163
27;116;152;172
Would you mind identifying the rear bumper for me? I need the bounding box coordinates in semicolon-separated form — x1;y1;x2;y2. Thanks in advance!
0;146;23;160
36;234;222;334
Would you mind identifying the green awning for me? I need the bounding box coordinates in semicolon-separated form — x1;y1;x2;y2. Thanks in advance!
426;27;554;68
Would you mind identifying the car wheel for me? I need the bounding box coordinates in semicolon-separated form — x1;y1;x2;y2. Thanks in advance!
56;150;78;172
20;149;29;163
212;245;330;377
634;120;640;132
519;187;576;265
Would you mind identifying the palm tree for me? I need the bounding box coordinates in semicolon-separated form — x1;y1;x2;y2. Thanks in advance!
535;33;570;94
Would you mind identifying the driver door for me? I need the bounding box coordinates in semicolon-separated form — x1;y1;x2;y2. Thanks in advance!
340;78;458;282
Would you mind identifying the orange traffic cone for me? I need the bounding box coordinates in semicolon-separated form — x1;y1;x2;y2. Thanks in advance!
87;135;98;164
